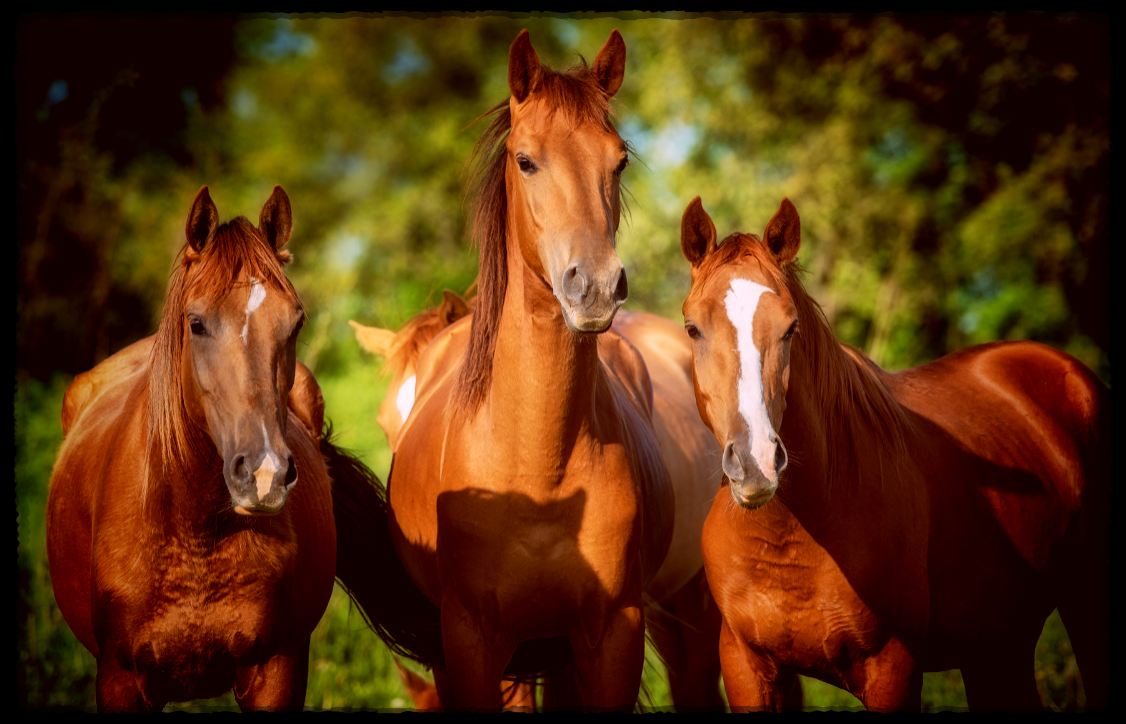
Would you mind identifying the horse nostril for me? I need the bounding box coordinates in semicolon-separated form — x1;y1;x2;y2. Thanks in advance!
613;267;628;304
775;442;788;473
722;443;745;482
562;264;588;304
284;456;298;487
232;455;250;484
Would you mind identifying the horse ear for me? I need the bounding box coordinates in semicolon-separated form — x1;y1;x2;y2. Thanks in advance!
439;290;471;325
259;185;293;250
508;30;542;103
592;29;627;98
681;196;717;268
185;185;219;254
763;198;800;265
349;320;396;358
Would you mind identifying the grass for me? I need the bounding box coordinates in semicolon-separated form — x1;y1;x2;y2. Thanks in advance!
15;359;1090;711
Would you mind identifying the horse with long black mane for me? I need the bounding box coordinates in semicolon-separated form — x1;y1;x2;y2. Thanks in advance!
47;186;381;711
677;196;1110;711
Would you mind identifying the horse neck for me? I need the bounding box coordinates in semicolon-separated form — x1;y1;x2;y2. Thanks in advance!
779;294;904;505
143;380;232;539
484;216;602;474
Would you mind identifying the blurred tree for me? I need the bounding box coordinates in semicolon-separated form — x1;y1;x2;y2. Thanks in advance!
17;14;238;380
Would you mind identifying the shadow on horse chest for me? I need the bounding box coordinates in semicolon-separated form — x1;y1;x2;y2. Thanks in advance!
435;487;639;640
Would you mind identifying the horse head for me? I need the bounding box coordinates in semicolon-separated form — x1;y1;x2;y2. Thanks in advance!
171;185;306;515
505;29;630;333
680;197;802;509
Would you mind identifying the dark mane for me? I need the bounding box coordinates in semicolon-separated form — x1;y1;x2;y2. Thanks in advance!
711;232;910;488
148;217;300;479
453;60;620;414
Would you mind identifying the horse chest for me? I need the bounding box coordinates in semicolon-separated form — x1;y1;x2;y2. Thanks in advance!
435;474;641;635
97;530;295;685
703;500;893;675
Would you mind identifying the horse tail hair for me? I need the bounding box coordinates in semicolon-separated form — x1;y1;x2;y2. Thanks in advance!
320;422;445;668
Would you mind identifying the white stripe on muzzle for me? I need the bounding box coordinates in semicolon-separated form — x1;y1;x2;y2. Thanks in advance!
723;278;779;479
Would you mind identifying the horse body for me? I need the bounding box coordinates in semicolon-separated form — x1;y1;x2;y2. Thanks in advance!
352;302;723;709
680;197;1109;711
47;187;337;711
386;30;679;710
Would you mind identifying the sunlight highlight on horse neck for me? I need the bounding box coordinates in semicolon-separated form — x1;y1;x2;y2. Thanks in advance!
724;278;778;476
241;276;267;344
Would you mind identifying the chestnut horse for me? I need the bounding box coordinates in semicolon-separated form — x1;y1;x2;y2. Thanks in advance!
678;196;1110;711
47;187;337;711
385;29;680;711
349;289;474;451
351;296;724;710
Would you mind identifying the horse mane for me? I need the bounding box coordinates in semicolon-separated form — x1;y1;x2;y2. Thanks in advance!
708;233;911;489
384;294;478;379
148;216;301;479
453;58;620;414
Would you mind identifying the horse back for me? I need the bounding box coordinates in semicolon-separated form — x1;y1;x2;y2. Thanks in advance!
61;336;154;436
892;340;1108;639
49;353;153;657
900;340;1107;508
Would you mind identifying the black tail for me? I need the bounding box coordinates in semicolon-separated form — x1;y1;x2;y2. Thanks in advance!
320;423;445;668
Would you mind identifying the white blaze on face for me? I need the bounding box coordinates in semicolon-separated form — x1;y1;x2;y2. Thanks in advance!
241;277;267;345
724;278;779;479
396;375;417;425
254;419;281;500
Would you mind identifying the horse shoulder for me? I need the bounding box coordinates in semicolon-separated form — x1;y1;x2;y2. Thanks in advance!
596;328;675;590
613;311;722;602
596;327;655;421
61;336;154;436
287;360;324;442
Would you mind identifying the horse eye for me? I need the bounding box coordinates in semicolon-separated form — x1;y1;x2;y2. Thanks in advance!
685;324;700;339
615;157;629;175
189;318;206;336
783;321;799;340
516;155;535;173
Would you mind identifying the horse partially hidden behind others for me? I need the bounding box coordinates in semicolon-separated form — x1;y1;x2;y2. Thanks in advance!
47;186;339;711
678;196;1110;711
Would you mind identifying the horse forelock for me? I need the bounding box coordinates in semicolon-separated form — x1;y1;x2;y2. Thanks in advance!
698;232;910;492
454;63;623;415
148;217;302;481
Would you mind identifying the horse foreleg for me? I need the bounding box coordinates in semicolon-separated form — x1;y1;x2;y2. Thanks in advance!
233;642;307;712
852;636;922;712
649;568;724;711
96;655;160;712
439;595;513;711
718;618;790;712
568;603;645;711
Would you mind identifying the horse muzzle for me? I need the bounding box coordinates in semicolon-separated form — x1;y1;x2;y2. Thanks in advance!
556;261;628;333
225;448;298;516
722;437;786;509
